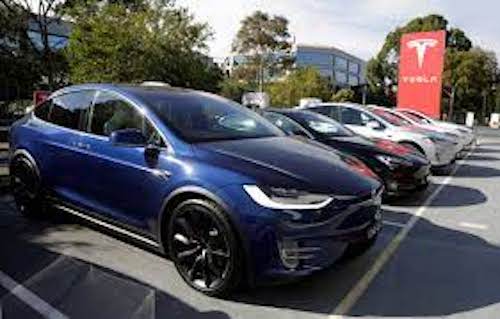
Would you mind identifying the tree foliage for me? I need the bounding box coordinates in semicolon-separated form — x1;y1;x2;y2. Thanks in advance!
366;14;473;104
266;67;331;107
66;2;222;91
443;48;498;117
219;78;250;102
0;0;68;98
366;14;498;119
232;11;292;90
331;88;355;102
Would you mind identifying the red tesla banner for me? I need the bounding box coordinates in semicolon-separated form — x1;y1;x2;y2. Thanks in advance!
397;30;446;119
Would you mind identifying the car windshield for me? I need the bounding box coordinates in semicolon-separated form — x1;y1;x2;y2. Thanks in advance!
135;88;283;142
402;111;428;123
372;109;412;127
293;111;354;137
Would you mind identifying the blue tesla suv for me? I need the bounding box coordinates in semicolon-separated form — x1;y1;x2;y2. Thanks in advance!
9;84;382;296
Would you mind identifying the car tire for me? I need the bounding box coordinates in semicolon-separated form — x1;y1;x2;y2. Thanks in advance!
167;198;243;297
343;234;378;259
9;156;47;218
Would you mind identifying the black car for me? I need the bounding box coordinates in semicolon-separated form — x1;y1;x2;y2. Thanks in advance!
262;109;431;196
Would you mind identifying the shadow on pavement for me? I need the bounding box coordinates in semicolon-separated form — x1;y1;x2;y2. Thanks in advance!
3;196;500;318
465;154;500;161
0;196;229;319
472;147;500;154
349;208;500;317
386;183;487;208
453;163;500;178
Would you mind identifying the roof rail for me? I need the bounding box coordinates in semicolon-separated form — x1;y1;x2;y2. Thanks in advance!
140;81;171;87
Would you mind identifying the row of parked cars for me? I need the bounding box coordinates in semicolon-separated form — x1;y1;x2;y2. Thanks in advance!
262;102;475;196
8;84;475;297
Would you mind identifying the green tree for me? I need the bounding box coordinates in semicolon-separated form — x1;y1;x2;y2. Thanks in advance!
219;78;250;102
443;48;497;119
366;14;473;105
66;2;222;91
331;88;355;102
1;0;69;95
266;67;331;107
232;11;292;91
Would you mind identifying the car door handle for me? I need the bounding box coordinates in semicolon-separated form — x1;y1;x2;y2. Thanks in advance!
73;142;90;150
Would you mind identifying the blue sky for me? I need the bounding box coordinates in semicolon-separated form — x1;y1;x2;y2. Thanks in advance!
176;0;500;62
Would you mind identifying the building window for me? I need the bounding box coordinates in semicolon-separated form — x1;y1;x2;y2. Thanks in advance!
348;75;359;86
296;51;332;67
335;71;348;84
349;62;360;74
334;56;348;71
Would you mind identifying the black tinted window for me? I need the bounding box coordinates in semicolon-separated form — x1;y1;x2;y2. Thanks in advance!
340;107;363;125
90;91;162;145
34;100;51;121
136;89;282;143
310;105;340;120
263;112;311;137
50;91;95;130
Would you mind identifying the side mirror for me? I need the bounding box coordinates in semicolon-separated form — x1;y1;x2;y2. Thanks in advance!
366;120;382;130
110;128;147;147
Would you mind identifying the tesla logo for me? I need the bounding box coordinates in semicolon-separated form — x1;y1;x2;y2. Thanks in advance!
407;38;438;68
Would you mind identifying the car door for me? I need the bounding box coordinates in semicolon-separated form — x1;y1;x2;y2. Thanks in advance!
76;90;171;234
33;90;96;204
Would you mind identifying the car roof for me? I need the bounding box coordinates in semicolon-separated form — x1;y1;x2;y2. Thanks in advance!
50;83;196;99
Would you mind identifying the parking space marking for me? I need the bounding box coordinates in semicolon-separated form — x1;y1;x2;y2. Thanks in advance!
328;148;474;318
382;220;407;228
459;222;489;230
0;270;68;319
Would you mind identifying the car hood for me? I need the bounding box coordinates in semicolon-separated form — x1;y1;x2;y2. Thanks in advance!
194;136;379;196
321;136;427;165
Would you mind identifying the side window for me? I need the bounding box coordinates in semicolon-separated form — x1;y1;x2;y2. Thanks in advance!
309;106;340;120
90;92;164;146
50;91;95;130
340;107;364;125
264;113;311;138
309;107;330;117
34;100;51;121
360;111;385;129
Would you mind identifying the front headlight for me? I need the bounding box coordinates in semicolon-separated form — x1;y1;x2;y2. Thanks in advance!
375;155;412;169
243;185;333;210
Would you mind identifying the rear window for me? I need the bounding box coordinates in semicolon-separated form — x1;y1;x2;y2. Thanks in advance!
35;90;95;131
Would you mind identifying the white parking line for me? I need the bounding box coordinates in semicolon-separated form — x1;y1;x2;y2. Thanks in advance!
382;220;407;228
328;148;475;318
0;270;68;319
459;222;488;230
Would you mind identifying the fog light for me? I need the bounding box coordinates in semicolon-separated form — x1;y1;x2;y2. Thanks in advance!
387;181;398;191
278;239;300;270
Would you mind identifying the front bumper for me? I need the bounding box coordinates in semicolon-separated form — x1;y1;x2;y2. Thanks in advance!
382;164;430;196
218;185;383;285
431;142;459;167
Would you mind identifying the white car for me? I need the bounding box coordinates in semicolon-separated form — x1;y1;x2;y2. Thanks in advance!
299;103;456;168
398;108;476;148
368;105;465;155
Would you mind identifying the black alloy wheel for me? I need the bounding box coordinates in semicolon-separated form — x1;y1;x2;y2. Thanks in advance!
10;156;45;217
168;199;242;297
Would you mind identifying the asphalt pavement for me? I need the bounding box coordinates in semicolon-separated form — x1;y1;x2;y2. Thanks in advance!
1;128;500;319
